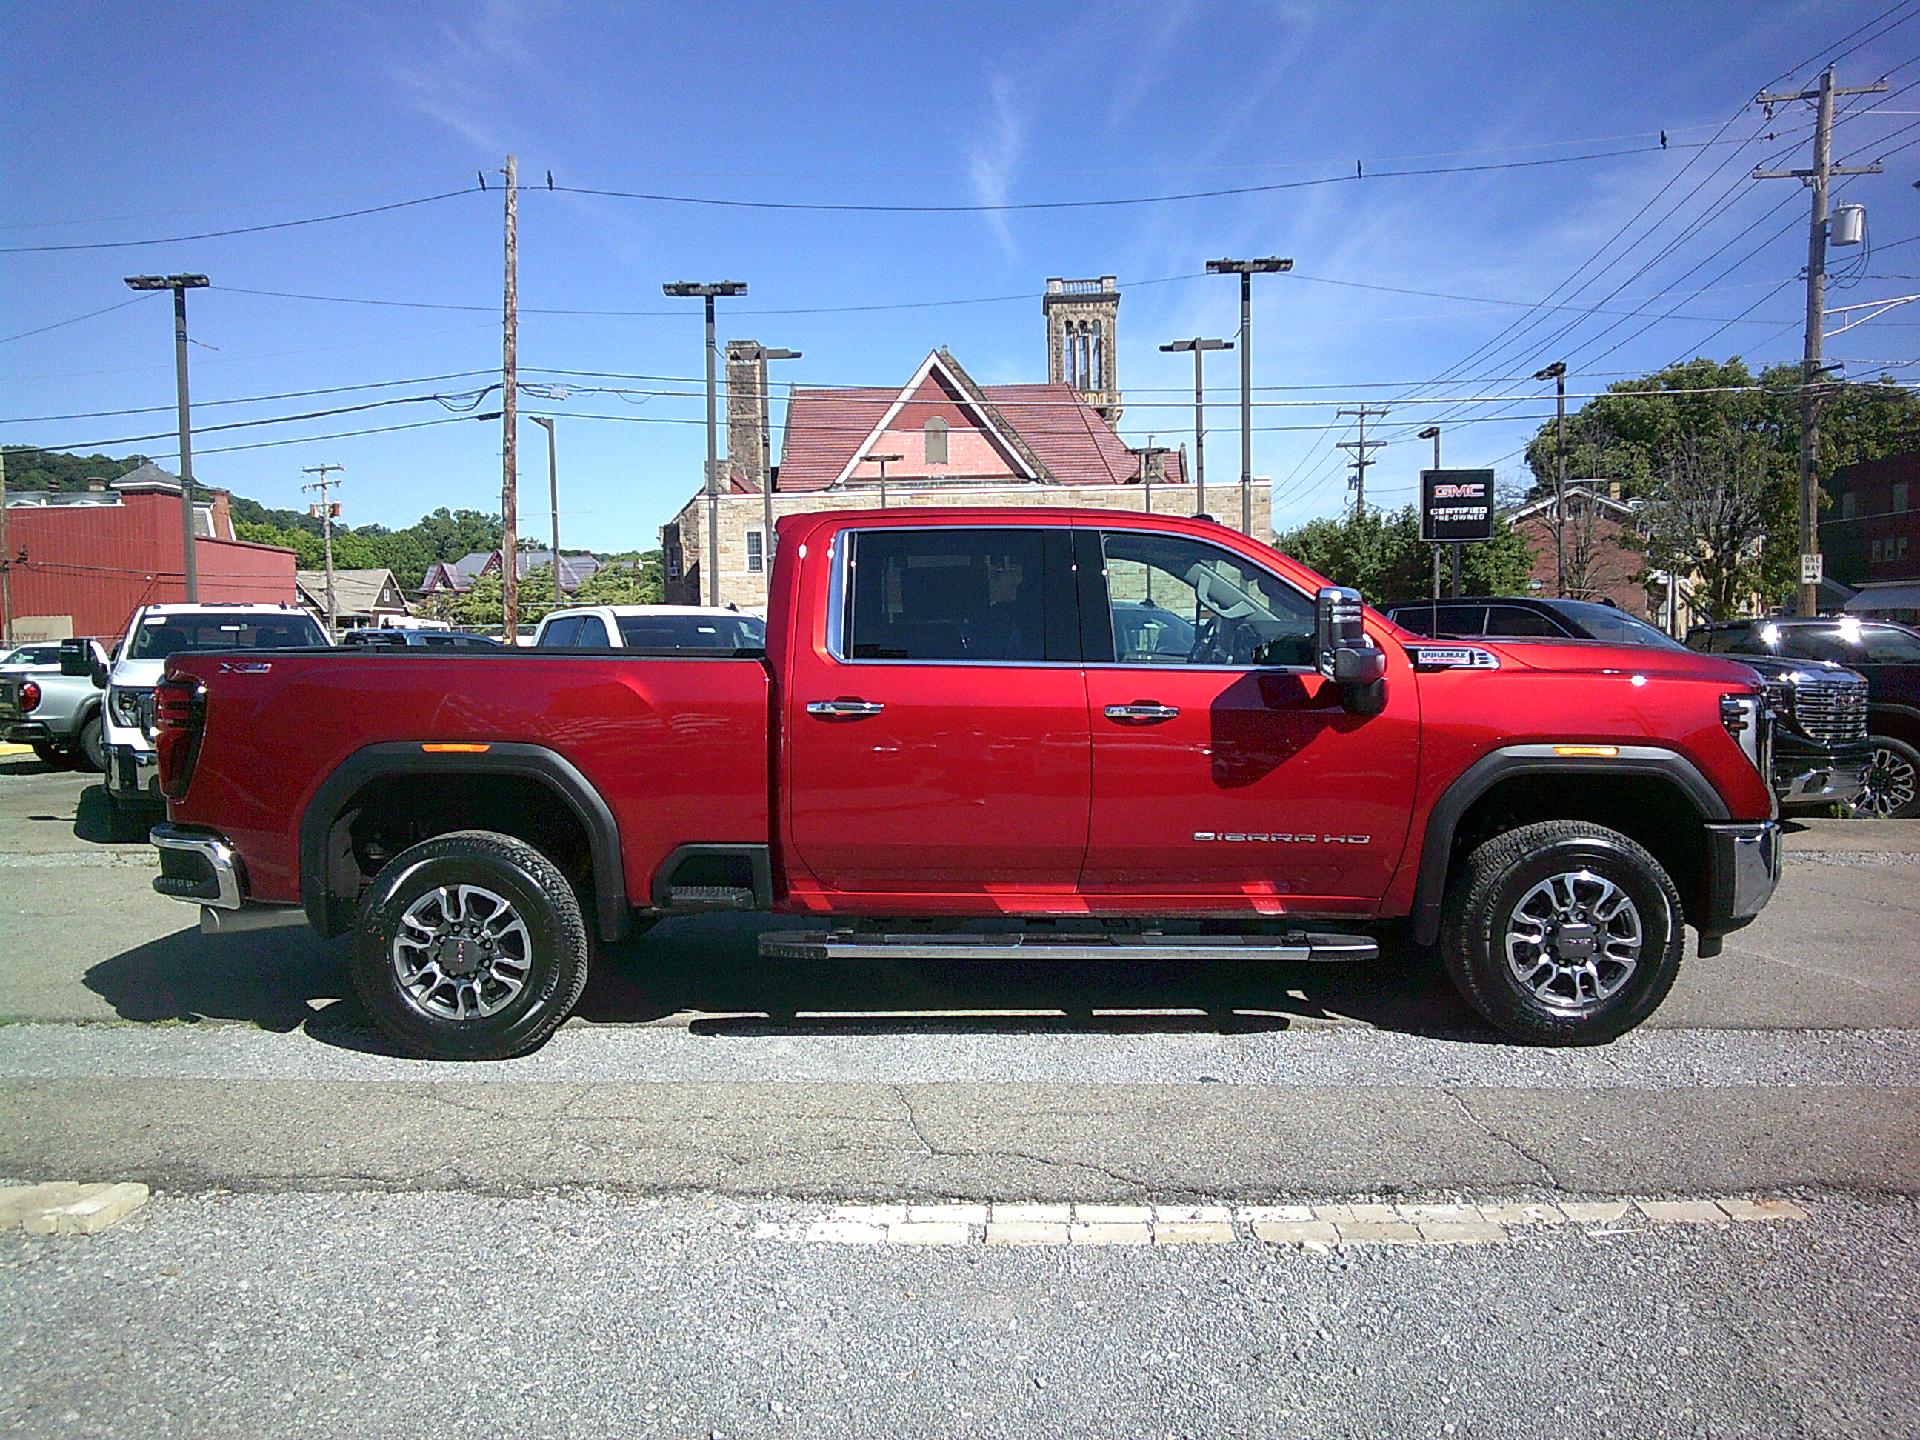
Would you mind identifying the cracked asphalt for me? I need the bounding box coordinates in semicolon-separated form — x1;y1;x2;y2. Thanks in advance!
4;759;1919;1436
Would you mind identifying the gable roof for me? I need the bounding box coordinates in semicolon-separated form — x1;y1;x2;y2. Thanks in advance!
296;568;408;615
1508;482;1639;524
823;349;1044;488
774;352;1184;494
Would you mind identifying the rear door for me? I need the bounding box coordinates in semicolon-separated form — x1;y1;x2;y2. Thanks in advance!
1079;527;1419;908
784;524;1089;896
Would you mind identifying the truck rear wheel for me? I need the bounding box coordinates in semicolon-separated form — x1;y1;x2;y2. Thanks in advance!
348;829;590;1060
1439;820;1683;1046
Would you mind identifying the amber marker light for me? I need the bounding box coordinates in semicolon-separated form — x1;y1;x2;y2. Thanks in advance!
1552;745;1620;758
421;743;492;754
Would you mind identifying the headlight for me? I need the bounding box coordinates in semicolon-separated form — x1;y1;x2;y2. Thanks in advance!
1720;692;1767;775
110;687;144;725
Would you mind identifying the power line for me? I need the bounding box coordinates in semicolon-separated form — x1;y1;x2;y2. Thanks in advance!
0;369;498;425
0;188;478;255
0;293;159;346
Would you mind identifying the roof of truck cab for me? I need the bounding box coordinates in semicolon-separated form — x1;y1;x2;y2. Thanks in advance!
543;605;747;618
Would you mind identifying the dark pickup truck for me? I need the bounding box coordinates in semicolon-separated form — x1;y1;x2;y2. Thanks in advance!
148;508;1781;1058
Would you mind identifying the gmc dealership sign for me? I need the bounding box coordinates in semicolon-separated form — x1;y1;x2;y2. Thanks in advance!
1419;469;1495;544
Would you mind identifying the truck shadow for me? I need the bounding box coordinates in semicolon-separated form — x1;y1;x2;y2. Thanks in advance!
82;911;1494;1049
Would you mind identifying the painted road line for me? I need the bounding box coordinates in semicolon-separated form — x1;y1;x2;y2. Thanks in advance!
1;1181;150;1235
768;1197;1811;1248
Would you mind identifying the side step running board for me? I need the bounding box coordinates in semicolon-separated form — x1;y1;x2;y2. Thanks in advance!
757;931;1379;964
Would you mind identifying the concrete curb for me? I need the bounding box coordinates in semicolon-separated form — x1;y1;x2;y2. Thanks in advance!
1;1181;149;1235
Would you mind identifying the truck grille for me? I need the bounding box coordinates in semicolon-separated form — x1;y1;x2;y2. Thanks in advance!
1786;676;1869;745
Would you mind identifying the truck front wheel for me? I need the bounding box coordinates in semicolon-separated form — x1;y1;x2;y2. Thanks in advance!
348;829;591;1060
1439;820;1683;1046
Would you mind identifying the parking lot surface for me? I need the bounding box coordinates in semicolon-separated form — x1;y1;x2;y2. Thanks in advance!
4;755;1919;1436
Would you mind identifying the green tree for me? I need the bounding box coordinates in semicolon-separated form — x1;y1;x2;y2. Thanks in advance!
1520;358;1920;604
1275;505;1534;606
572;554;664;605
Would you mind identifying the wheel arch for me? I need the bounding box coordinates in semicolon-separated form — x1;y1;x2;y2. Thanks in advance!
298;741;629;943
1410;745;1728;947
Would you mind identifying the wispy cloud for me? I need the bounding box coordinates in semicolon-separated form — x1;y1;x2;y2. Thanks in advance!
966;75;1027;261
389;0;547;154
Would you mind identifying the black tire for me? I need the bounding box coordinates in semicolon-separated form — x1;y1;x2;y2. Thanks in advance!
1439;819;1684;1046
31;742;72;769
1849;736;1920;820
348;829;590;1060
75;714;105;774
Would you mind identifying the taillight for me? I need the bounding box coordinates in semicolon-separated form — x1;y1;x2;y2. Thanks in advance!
154;675;206;802
19;680;41;713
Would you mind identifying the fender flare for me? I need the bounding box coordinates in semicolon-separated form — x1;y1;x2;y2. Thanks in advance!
298;741;629;942
1409;744;1728;947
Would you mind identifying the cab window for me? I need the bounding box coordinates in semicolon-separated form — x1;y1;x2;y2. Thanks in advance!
1099;531;1314;667
539;616;581;647
846;529;1050;662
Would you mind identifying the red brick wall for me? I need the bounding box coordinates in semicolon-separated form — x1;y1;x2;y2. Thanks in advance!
1513;506;1652;617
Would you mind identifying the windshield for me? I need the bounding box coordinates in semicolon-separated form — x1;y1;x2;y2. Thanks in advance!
1554;600;1689;650
615;614;765;650
1;645;60;666
125;612;327;661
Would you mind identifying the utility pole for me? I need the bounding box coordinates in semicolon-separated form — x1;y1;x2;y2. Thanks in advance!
1160;337;1231;519
527;416;562;605
1533;362;1569;595
1207;258;1292;534
1756;65;1886;617
125;273;209;602
500;154;521;641
665;281;748;605
0;446;12;646
1336;406;1388;517
301;464;344;638
864;453;902;509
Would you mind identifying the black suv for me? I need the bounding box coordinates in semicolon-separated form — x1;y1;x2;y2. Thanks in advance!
1387;595;1873;815
1687;617;1920;818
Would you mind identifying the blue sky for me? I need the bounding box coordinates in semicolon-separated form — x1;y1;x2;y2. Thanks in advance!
5;0;1919;551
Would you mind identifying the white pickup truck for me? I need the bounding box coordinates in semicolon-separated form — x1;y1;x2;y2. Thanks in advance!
102;603;327;816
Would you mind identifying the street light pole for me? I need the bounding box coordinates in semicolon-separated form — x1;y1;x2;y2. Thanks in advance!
665;281;747;606
864;453;902;509
1206;258;1291;536
1160;337;1231;519
527;416;561;605
1534;362;1568;596
125;273;209;602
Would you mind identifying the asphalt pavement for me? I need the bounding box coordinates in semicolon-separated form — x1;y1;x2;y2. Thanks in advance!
3;754;1918;1437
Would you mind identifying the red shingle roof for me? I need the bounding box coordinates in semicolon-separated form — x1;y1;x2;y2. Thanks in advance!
773;360;1184;493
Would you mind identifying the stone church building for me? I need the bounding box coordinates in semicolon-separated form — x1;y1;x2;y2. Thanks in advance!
660;276;1272;610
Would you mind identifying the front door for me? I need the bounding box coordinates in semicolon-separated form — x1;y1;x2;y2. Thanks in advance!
785;525;1090;900
1079;528;1419;910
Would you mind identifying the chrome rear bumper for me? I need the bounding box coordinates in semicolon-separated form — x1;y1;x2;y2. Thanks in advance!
150;823;243;909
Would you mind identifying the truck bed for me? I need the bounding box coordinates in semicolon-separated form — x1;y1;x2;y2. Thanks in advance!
162;648;772;911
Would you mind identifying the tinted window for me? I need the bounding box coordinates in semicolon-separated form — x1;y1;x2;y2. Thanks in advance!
1862;625;1920;663
1393;604;1485;638
1772;627;1850;664
847;529;1048;662
1552;601;1687;649
1101;531;1314;667
575;615;613;647
538;616;581;647
615;614;764;650
1788;622;1920;665
342;631;403;647
126;613;326;660
1483;605;1566;638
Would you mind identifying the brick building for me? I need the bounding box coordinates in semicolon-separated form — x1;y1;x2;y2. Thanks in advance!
1822;450;1919;588
1507;482;1712;632
1;464;297;641
661;277;1270;610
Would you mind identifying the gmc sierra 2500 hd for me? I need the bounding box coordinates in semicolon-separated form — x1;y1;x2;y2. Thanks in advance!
147;508;1780;1059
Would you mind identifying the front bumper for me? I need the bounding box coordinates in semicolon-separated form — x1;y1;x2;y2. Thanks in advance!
1772;737;1871;810
1700;820;1781;939
107;742;160;801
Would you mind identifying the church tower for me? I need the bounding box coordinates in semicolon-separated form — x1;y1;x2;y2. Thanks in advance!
1044;276;1120;424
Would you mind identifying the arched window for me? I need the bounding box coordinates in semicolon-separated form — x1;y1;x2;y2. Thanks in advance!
924;416;949;465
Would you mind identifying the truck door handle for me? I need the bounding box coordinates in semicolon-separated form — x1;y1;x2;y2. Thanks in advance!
807;698;886;718
1104;702;1180;722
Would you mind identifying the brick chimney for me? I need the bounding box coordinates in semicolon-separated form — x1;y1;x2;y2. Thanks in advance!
726;340;770;494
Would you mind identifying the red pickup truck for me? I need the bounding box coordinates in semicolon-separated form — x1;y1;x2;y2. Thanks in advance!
148;507;1780;1058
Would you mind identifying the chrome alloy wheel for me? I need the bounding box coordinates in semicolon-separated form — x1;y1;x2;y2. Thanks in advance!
1851;745;1919;819
391;884;533;1022
1503;869;1643;1013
